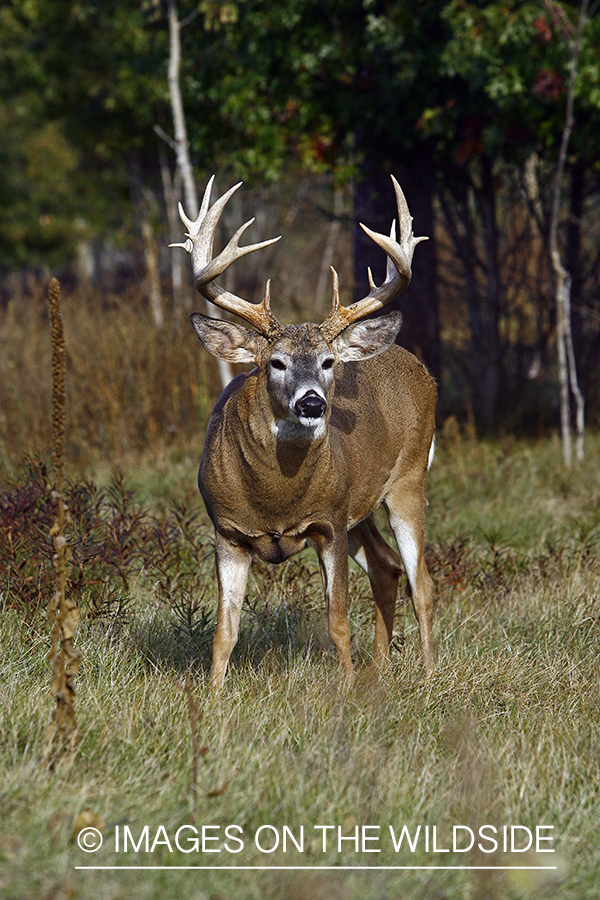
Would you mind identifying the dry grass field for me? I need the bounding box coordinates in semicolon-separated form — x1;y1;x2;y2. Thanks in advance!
1;283;600;900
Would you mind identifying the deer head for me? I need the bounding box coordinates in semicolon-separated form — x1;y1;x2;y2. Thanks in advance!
172;176;426;434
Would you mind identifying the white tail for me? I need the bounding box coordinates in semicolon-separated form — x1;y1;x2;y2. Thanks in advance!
171;176;436;689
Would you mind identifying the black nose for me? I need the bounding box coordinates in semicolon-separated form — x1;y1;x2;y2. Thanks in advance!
295;391;327;419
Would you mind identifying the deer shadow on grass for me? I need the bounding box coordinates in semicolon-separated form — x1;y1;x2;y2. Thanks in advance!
130;585;338;680
127;540;391;680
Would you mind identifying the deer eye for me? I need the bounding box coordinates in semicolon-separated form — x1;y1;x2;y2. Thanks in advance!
322;357;335;370
270;358;287;371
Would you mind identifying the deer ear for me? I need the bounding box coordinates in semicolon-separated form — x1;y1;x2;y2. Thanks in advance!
190;314;268;364
331;311;403;362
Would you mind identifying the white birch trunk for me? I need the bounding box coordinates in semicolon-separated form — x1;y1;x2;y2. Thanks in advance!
167;0;232;390
548;0;588;466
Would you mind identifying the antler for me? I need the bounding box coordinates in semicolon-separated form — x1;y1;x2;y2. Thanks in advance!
170;176;282;337
320;175;428;342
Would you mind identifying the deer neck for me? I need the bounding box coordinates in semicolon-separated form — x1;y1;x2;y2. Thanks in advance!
232;373;333;480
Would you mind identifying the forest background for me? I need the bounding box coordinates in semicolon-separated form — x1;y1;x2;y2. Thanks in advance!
2;0;600;458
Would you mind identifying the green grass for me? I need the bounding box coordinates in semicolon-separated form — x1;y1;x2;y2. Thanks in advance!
2;434;600;899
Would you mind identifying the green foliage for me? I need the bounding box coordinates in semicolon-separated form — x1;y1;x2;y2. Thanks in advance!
0;101;82;269
1;0;599;247
433;0;600;160
2;0;599;252
0;0;170;266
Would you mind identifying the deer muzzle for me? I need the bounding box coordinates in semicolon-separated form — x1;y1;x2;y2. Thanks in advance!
294;390;327;419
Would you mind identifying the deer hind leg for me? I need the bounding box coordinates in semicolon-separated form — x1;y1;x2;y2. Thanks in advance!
314;531;354;680
384;477;435;675
209;532;252;690
348;515;403;666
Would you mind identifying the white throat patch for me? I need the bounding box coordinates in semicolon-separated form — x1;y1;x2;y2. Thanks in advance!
270;418;326;442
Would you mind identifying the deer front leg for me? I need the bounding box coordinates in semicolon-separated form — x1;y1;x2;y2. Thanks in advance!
315;530;353;680
209;531;252;690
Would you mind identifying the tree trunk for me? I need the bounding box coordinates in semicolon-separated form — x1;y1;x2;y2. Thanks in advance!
159;142;185;318
167;0;232;390
167;0;198;222
128;155;164;329
140;204;164;329
548;0;588;465
314;183;344;320
438;172;502;432
477;154;502;430
566;159;585;361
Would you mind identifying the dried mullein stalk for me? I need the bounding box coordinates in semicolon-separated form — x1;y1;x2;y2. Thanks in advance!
43;278;81;766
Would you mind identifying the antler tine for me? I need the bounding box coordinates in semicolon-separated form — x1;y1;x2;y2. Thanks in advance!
169;177;282;337
170;175;220;252
320;175;427;342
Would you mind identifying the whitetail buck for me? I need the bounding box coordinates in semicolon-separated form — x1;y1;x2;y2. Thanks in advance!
171;175;436;689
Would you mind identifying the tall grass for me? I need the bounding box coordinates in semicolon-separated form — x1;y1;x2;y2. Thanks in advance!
1;432;600;899
0;280;215;471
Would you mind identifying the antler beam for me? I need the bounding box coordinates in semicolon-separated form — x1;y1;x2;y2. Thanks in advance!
170;176;282;337
320;175;427;342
